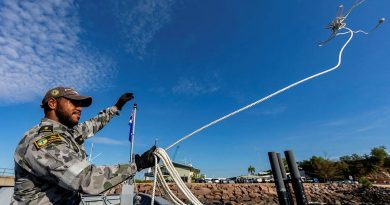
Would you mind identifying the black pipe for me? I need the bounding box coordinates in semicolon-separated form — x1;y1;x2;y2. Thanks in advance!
284;150;308;205
277;153;294;205
268;152;290;205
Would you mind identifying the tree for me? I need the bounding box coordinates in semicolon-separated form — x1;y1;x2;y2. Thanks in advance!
370;146;388;167
298;160;314;177
299;156;341;181
384;157;390;174
335;161;350;179
282;158;289;172
299;146;389;182
311;156;339;181
191;171;205;182
247;165;256;175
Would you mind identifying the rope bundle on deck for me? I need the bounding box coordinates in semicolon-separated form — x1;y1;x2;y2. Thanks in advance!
151;148;202;205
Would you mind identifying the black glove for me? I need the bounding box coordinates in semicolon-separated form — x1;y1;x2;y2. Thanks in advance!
135;145;157;171
115;93;134;110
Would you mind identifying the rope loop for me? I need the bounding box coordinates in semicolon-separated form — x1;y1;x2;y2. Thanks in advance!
151;148;203;205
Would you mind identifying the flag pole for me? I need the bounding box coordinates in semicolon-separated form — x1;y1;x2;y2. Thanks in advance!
122;103;138;203
129;103;137;164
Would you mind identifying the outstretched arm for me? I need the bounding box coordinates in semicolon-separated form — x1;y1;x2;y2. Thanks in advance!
73;106;119;140
73;92;134;140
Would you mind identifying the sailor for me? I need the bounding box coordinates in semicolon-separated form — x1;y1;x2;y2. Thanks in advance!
12;87;156;205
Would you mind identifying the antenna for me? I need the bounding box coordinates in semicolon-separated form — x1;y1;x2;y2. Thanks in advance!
172;145;180;161
88;143;94;161
88;143;102;162
90;153;102;162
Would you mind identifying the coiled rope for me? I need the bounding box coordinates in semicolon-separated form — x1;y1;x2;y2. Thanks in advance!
149;28;356;205
151;148;203;205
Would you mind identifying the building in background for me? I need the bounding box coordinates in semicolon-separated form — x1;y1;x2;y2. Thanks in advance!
145;162;200;183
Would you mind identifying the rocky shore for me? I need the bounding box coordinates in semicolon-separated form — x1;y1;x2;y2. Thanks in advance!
107;183;390;204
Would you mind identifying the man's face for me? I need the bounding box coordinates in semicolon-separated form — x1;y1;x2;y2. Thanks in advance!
55;97;82;128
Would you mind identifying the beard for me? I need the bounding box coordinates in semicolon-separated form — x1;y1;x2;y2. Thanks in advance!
56;106;78;128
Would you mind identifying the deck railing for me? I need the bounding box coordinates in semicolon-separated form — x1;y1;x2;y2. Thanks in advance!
0;168;14;176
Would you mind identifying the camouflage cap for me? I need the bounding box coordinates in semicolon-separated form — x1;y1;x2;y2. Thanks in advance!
41;87;92;107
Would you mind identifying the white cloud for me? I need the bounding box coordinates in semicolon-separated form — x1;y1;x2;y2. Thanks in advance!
172;77;220;96
318;107;390;137
321;107;390;128
116;0;175;58
0;0;114;104
322;119;349;127
355;124;379;133
257;106;287;116
89;136;127;146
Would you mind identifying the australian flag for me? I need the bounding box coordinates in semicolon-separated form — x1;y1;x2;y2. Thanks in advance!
128;109;135;142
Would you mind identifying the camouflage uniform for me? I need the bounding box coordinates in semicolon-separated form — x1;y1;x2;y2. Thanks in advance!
12;106;137;205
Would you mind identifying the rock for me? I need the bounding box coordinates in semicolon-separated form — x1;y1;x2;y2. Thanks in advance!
133;182;389;204
243;195;251;201
222;194;229;200
198;187;211;195
249;192;260;198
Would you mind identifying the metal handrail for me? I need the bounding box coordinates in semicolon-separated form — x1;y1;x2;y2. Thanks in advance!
0;168;14;176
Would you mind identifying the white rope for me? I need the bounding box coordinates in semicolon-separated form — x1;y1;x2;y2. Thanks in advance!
156;166;184;205
157;148;202;204
155;162;184;204
165;27;354;151
147;27;367;205
151;155;158;205
150;148;203;205
337;29;368;35
149;27;359;204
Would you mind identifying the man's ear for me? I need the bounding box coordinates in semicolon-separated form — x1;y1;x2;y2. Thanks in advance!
47;98;58;110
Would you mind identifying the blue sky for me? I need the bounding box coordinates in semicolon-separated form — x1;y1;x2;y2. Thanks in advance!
0;0;389;178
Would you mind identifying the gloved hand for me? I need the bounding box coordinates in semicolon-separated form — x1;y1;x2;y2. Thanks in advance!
135;145;157;171
115;93;134;110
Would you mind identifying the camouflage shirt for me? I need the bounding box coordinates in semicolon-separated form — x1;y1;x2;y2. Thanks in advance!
12;106;137;205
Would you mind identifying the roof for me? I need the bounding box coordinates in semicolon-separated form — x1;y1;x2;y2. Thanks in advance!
171;162;200;173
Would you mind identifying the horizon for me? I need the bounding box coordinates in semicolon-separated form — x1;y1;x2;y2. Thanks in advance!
1;0;389;178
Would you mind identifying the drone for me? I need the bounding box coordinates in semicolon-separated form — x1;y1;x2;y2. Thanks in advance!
319;0;385;46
